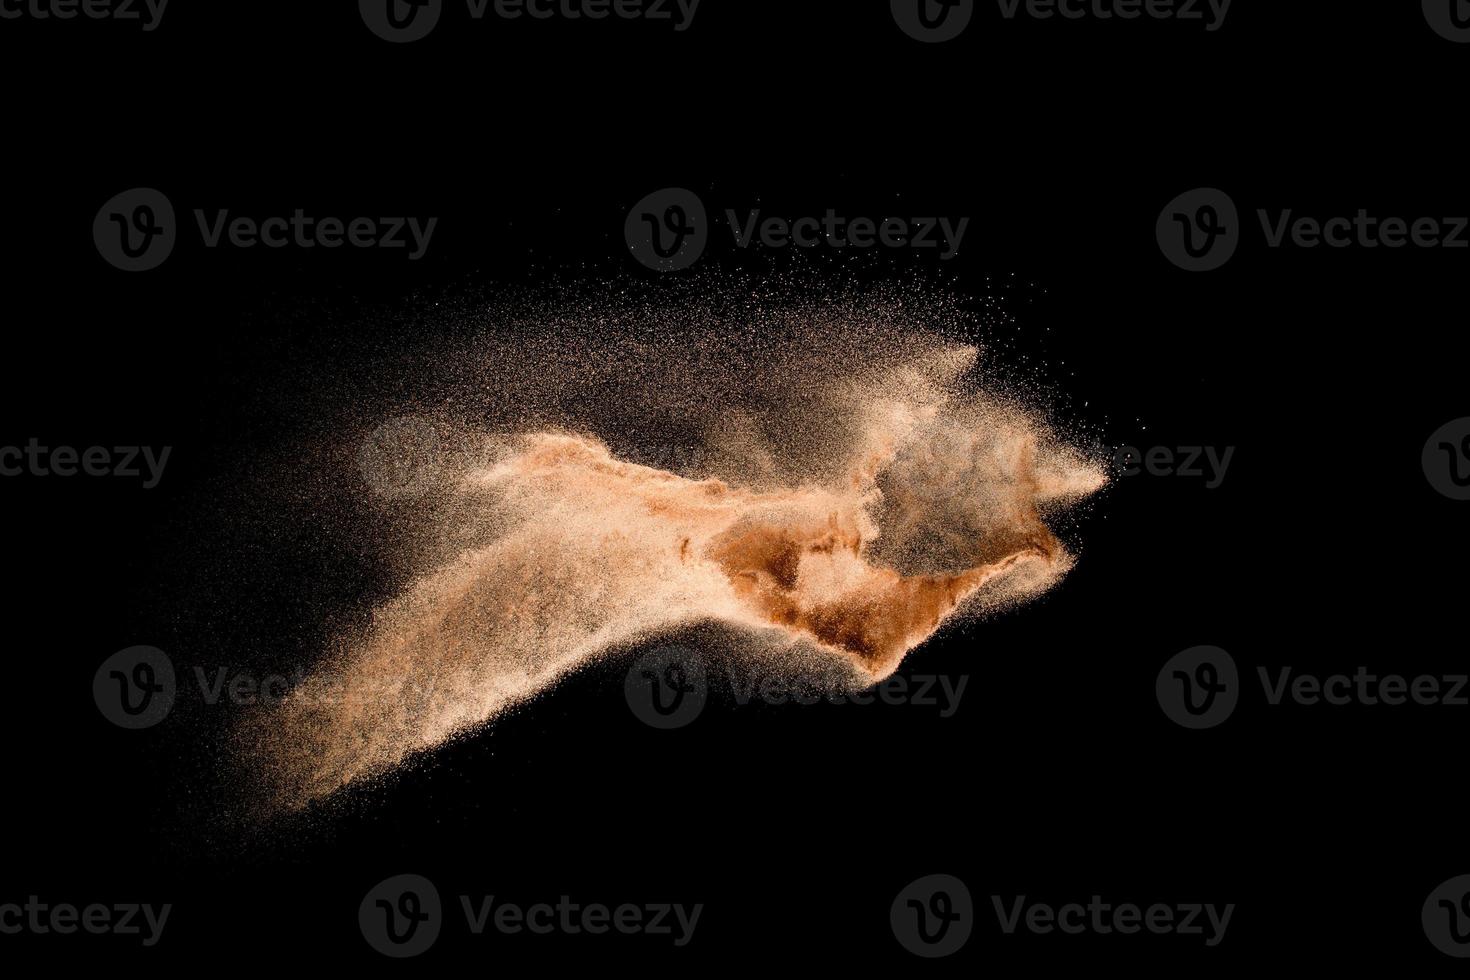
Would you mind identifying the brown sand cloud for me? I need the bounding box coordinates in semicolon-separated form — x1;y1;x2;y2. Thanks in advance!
246;304;1104;809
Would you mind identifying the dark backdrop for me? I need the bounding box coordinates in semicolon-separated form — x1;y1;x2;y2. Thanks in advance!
1;0;1464;970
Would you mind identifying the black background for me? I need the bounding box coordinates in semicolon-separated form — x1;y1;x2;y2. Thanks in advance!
1;0;1466;969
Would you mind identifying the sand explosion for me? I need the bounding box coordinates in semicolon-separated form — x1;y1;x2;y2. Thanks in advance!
249;306;1105;808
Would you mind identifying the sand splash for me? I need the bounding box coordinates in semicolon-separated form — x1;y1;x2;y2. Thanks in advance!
248;306;1104;808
